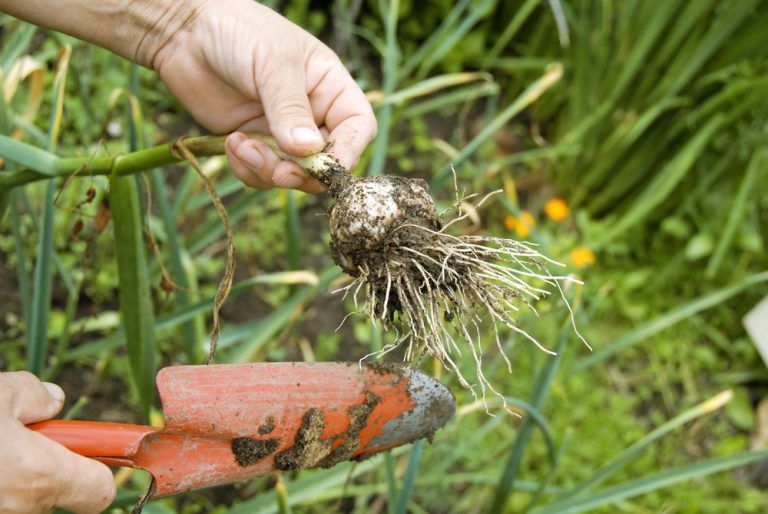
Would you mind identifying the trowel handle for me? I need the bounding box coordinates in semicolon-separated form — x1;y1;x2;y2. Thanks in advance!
27;420;161;458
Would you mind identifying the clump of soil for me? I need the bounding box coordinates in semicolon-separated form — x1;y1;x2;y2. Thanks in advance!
231;437;279;467
316;391;380;469
274;408;331;471
258;416;275;435
363;361;407;378
274;390;382;471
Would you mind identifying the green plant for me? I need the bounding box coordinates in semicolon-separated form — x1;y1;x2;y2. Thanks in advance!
1;1;767;512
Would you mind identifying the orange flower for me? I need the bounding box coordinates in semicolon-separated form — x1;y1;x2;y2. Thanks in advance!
544;198;569;222
504;210;535;238
570;246;596;268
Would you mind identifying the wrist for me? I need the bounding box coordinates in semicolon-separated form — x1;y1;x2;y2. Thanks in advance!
0;0;207;68
125;0;208;69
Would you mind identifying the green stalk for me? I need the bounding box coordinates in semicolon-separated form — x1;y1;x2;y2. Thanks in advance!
28;181;55;374
112;68;157;418
368;0;400;175
0;133;341;191
110;172;156;418
395;439;424;514
385;453;398;514
151;168;201;363
28;45;71;375
489;322;571;514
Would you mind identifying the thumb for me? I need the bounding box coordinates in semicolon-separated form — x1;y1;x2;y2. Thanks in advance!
258;61;325;156
0;371;65;424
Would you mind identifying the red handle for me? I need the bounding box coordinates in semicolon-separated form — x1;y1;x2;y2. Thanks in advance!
27;420;161;458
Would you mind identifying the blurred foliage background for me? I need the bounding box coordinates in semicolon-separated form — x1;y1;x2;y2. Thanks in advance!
1;0;767;512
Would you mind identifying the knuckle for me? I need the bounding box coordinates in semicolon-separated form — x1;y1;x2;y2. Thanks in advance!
270;95;312;120
0;382;13;407
12;370;39;387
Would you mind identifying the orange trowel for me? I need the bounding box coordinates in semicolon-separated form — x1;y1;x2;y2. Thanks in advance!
28;362;455;497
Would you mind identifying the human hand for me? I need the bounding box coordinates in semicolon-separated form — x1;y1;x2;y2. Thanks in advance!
0;372;115;514
152;0;377;193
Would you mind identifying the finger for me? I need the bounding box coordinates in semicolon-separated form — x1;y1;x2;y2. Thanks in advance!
226;133;273;190
307;61;377;169
271;160;326;194
0;371;65;424
235;117;270;135
38;433;116;514
257;50;325;156
326;111;378;170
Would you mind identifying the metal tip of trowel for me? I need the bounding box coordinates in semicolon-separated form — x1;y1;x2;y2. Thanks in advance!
366;367;456;450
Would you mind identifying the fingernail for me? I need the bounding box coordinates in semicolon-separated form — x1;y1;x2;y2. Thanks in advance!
239;143;264;171
43;382;65;403
291;127;324;148
226;132;246;153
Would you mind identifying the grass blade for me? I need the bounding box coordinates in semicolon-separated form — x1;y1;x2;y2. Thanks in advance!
235;448;410;514
61;271;318;361
367;0;400;176
416;0;495;79
0;22;35;71
395;440;424;514
534;449;768;514
150;169;201;363
386;453;398;514
368;72;493;108
224;267;340;362
595;114;724;245
574;271;768;371
546;0;569;48
431;63;563;188
488;322;571;514
561;390;732;499
0;134;58;174
705;149;766;277
399;0;471;79
110;172;157;418
487;0;540;61
7;194;30;323
109;65;156;416
27;45;70;375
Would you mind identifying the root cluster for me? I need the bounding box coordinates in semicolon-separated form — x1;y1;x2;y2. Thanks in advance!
275;144;588;406
325;174;588;406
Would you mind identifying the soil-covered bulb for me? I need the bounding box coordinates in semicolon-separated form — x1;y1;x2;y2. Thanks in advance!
329;175;441;275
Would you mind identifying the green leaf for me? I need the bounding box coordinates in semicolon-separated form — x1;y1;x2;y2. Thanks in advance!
395;440;424;514
725;388;754;431
685;232;714;261
0;135;57;175
109;173;156;418
533;449;768;514
488;323;572;513
560;391;733;499
431;63;563;188
224;267;340;363
0;188;9;222
0;22;35;71
574;271;768;371
227;448;408;514
706;149;767;277
27;181;55;374
27;45;71;375
595;114;724;245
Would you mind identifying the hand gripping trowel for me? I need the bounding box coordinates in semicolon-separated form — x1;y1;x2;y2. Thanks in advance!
28;362;455;497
